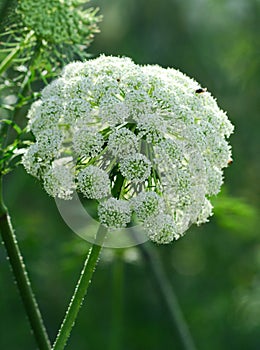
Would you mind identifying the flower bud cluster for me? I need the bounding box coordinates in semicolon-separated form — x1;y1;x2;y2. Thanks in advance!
17;0;101;46
23;55;233;243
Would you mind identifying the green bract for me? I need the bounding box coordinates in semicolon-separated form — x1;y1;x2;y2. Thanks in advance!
22;55;234;243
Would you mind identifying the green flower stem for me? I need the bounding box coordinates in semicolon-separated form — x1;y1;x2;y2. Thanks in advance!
137;240;197;350
0;30;35;76
52;224;108;350
0;176;51;350
109;252;124;350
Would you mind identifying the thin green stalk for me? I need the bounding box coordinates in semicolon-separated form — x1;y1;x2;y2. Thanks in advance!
109;252;124;350
137;239;197;350
0;176;51;350
52;224;108;350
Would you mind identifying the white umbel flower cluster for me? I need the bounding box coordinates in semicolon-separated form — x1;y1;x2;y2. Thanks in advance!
107;128;138;157
77;165;110;199
98;198;132;229
43;157;75;200
22;55;234;243
131;192;162;222
119;154;152;183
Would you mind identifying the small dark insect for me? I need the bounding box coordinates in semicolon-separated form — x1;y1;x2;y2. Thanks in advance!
195;88;207;94
227;159;233;165
116;78;120;82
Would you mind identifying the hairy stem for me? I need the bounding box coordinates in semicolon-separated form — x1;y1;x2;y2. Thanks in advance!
137;240;197;350
0;176;51;350
52;224;108;350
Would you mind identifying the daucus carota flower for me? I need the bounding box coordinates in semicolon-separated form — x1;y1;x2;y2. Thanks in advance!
23;55;234;244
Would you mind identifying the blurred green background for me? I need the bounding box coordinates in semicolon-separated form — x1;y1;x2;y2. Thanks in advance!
1;0;260;349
